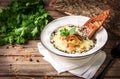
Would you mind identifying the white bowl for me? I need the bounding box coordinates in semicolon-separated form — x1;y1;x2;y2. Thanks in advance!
40;16;108;58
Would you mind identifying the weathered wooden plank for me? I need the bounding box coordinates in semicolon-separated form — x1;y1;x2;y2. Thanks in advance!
0;76;84;79
0;76;119;79
0;56;119;77
0;48;40;56
0;56;115;65
0;56;47;64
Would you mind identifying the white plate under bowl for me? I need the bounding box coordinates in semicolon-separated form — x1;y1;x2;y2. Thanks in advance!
40;16;108;58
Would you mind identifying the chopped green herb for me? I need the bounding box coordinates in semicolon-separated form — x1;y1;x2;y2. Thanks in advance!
0;0;53;45
69;27;76;34
60;28;70;36
60;27;76;36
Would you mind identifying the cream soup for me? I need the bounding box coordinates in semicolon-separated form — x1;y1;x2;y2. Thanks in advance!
50;25;96;54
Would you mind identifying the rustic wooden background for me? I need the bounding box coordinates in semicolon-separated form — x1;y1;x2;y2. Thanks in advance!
0;0;119;79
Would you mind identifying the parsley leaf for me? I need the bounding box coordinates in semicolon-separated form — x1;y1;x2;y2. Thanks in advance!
0;0;53;45
69;27;76;34
60;28;70;36
60;27;76;36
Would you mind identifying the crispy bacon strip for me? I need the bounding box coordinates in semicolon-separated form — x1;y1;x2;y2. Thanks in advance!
82;9;110;38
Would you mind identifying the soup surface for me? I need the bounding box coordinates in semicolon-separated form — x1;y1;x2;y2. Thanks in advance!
50;25;96;54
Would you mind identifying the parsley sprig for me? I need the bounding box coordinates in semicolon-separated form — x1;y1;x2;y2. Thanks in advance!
0;0;53;45
60;27;76;36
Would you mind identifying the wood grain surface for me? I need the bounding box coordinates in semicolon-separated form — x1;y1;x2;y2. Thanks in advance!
0;0;120;79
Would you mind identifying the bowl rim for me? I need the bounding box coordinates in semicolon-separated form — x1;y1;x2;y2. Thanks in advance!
40;15;108;58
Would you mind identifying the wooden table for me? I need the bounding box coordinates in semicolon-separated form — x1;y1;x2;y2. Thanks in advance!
0;3;120;79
